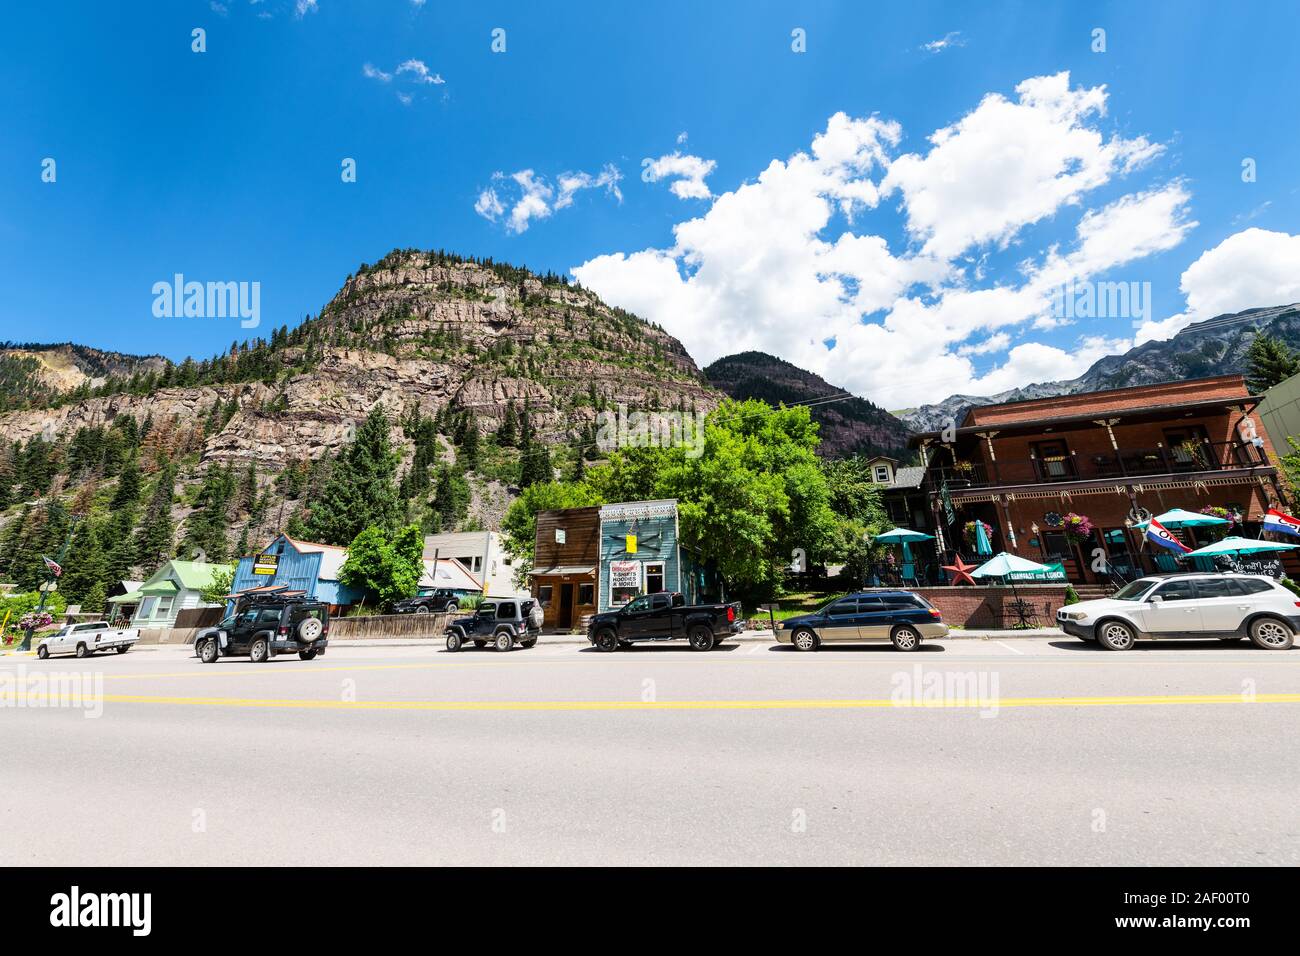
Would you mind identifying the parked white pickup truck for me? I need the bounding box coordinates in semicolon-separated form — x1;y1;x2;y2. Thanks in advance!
36;621;140;659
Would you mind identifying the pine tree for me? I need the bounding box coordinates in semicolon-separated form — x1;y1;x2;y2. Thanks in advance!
60;519;108;607
459;416;481;471
134;460;177;574
520;442;552;489
111;457;142;512
498;401;519;447
1244;334;1300;393
302;407;402;545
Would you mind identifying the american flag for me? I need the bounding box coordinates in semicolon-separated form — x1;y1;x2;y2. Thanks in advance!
42;555;62;577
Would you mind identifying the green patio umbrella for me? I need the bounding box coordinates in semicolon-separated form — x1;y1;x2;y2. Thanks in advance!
874;528;934;563
971;552;1055;628
1134;508;1229;529
1184;536;1300;557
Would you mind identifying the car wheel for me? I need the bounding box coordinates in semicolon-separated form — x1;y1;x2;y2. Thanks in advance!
198;638;219;664
890;625;921;651
594;629;618;652
791;628;819;652
116;645;129;654
445;631;463;652
249;637;270;663
75;643;88;659
297;617;323;643
1249;617;1294;651
1096;620;1136;651
415;605;430;614
36;645;49;660
521;639;537;649
298;649;318;660
445;603;458;614
687;625;715;651
494;630;515;652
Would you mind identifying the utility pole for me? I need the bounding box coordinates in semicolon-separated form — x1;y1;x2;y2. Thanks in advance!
19;513;82;651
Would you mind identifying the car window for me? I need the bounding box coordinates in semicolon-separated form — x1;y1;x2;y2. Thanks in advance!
827;600;859;616
496;602;517;619
624;596;652;613
477;603;497;618
257;609;283;626
236;611;258;628
1153;580;1196;602
1113;578;1160;601
1236;578;1274;595
650;594;671;611
856;596;884;608
1195;578;1234;599
882;596;920;609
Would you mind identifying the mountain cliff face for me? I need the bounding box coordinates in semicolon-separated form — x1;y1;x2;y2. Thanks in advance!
0;251;719;470
0;251;722;558
704;351;912;458
897;303;1300;431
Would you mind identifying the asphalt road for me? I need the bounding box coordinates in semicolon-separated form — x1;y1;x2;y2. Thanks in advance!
4;636;1299;866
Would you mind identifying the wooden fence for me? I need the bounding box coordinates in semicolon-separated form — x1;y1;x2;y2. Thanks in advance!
327;612;451;640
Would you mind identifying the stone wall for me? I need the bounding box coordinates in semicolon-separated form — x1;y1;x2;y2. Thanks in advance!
914;585;1073;628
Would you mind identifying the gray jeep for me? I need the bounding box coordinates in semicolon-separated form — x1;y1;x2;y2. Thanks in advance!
445;599;543;652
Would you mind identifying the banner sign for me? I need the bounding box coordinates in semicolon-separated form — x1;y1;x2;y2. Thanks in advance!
253;552;279;576
609;561;640;590
1006;562;1068;582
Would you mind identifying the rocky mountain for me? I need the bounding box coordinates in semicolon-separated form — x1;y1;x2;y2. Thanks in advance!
0;343;169;412
704;351;912;459
896;303;1300;432
0;249;721;561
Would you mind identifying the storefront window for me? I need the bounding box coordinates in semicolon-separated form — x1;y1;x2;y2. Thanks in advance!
645;562;666;594
538;585;553;604
578;583;594;605
609;560;641;606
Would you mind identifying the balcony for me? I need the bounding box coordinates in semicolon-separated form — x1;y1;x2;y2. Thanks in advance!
931;440;1268;490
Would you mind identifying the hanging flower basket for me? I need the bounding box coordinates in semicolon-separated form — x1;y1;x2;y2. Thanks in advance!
1200;506;1237;526
17;611;54;632
962;519;994;548
1062;512;1094;545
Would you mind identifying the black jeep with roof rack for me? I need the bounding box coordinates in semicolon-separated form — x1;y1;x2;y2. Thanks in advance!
194;592;330;663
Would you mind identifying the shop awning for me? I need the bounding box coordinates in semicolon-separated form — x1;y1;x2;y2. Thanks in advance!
139;581;178;596
527;566;597;576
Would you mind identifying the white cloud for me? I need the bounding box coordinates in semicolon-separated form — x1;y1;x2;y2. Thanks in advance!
295;0;317;17
921;31;965;54
643;151;716;200
477;165;623;234
1135;228;1300;343
397;59;443;85
362;63;392;83
881;72;1161;261
573;72;1196;407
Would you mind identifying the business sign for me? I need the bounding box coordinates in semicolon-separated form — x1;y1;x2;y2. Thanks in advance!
625;533;637;554
253;552;279;576
1006;562;1068;583
609;561;640;590
555;528;566;544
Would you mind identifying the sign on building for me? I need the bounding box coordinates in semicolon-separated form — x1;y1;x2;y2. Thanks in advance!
609;560;641;605
253;552;279;576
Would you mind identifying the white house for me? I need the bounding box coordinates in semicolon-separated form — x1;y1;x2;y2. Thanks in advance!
116;560;225;630
421;531;520;597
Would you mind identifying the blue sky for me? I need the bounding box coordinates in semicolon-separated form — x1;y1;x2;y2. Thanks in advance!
2;1;1298;408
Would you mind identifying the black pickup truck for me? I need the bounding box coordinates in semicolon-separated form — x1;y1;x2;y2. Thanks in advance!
586;592;744;651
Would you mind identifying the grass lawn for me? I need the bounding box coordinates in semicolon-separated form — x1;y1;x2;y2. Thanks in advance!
744;590;844;623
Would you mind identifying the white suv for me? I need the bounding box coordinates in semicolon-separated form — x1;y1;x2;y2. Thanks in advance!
1057;573;1299;651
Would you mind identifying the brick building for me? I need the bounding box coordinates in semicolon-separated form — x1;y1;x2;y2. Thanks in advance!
908;374;1289;583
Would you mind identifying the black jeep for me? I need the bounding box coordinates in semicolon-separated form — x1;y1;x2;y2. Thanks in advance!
194;596;330;663
445;599;543;652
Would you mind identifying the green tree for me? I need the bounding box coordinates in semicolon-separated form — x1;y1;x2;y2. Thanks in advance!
59;519;109;608
134;460;177;574
1244;333;1300;393
302;407;402;545
199;563;237;605
498;401;519;447
338;523;425;609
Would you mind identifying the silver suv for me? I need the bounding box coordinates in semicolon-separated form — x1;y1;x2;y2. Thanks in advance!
1057;573;1299;651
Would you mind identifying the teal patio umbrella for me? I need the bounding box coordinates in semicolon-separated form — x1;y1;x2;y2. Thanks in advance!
971;552;1056;628
973;520;993;556
1134;508;1229;529
1184;536;1299;557
875;527;934;562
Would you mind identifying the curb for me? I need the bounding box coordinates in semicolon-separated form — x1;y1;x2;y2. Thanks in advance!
325;628;1068;648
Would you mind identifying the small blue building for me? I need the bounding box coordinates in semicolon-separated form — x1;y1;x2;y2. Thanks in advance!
230;534;364;610
597;499;725;611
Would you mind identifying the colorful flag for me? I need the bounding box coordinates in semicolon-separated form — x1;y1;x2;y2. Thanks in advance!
1145;518;1191;554
1262;508;1300;537
42;555;63;577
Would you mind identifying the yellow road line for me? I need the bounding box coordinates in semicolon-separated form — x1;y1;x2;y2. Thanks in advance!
49;691;1300;712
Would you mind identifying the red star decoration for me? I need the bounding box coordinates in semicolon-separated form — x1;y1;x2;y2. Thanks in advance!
942;555;979;586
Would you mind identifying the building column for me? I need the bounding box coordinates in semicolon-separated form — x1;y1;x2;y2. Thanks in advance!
1094;417;1126;475
976;431;1001;484
998;494;1018;552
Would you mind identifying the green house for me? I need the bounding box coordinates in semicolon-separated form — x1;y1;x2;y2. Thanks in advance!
113;560;226;630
